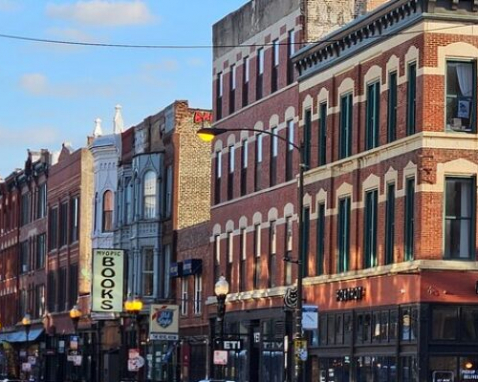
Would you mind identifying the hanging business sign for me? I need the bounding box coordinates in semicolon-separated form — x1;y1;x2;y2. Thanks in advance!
149;304;179;341
92;249;124;312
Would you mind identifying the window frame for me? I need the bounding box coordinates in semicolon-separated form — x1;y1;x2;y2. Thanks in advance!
366;81;380;150
340;93;353;159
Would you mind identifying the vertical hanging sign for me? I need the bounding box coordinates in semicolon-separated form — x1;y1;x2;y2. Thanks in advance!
92;249;124;312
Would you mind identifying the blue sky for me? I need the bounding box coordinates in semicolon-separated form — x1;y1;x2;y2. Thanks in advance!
0;0;246;177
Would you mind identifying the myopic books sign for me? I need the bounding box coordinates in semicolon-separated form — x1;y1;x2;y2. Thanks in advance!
92;249;124;312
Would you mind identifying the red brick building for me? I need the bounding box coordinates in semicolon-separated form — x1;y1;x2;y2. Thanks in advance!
293;0;478;380
208;1;388;381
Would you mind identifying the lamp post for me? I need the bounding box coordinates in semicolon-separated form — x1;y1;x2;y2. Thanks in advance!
214;276;229;380
124;295;143;380
198;127;307;382
22;313;31;381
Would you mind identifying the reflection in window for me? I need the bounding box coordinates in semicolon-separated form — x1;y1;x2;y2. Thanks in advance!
143;171;156;219
462;307;478;341
432;306;458;340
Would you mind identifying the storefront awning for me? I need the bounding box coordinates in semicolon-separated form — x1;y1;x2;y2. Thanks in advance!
0;328;43;343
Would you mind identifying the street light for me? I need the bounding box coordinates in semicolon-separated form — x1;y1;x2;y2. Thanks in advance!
198;126;307;382
124;295;143;380
69;305;82;334
22;313;32;381
214;276;229;380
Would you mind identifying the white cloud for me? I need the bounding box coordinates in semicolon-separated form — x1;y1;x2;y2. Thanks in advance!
187;57;205;67
142;59;179;73
19;73;116;98
46;0;156;27
0;126;60;146
46;27;101;43
0;0;22;12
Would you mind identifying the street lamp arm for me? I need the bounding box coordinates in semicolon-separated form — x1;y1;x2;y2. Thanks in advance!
197;127;302;153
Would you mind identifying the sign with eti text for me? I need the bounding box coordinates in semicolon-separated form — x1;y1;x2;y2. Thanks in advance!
92;249;124;312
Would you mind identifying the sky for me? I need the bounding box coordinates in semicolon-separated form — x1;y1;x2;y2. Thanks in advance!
0;0;247;178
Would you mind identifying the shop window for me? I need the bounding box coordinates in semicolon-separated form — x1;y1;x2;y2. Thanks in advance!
344;313;353;345
444;177;475;259
401;356;418;382
336;314;344;345
401;307;418;341
327;314;336;344
432;306;458;340
319;315;327;346
366;81;380;150
356;312;372;343
446;61;476;132
389;309;398;341
461;307;478;341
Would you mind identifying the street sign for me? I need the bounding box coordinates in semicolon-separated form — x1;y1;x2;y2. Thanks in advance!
149;304;179;341
128;356;145;371
302;305;319;330
213;350;228;365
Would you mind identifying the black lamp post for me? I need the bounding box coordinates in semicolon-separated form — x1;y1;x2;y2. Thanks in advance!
69;305;82;334
124;295;143;381
22;313;31;380
198;126;307;382
214;276;229;380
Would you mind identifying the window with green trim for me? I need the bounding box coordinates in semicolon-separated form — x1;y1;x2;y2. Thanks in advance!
366;82;380;150
338;197;350;272
446;61;476;132
340;93;353;159
406;62;416;136
444;177;475;259
363;189;378;268
303;207;310;277
404;178;415;261
387;71;397;142
385;183;395;265
316;203;325;275
319;102;327;166
304;109;311;169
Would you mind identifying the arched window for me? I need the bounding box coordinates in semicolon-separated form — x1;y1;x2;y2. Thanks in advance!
102;190;113;232
143;171;156;219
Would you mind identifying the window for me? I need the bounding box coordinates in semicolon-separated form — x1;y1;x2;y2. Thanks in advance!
36;234;46;269
69;263;78;309
446;61;476;132
165;166;173;217
340;93;353;159
47;271;56;312
304;109;311;168
401;307;418;341
215;151;222;204
125;178;132;224
286;120;294;181
20;240;29;273
287;30;295;84
214;235;220;284
366;81;380;150
284;216;293;285
226;232;233;285
432;306;458;340
143;248;154;296
49;207;59;250
70;196;79;242
228;146;235;200
59;202;68;247
445;177;475;258
269;221;277;288
303;207;310;277
243;57;250;107
216;72;223;120
338;197;350;272
272;39;279;92
255;134;263;191
239;228;247;291
241;140;248;196
21;192;30;226
163;244;171;298
316;203;325;275
193;275;202;315
229;64;236;114
364;190;378;268
319;102;327;166
404;178;415;261
385;183;395;265
35;284;45;319
181;278;188;316
253;224;261;289
388;71;397;142
407;62;417;135
143;171;156;219
36;183;46;219
270;127;278;187
102;190;113;232
58;267;67;311
256;48;264;100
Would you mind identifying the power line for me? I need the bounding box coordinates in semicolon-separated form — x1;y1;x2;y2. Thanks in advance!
0;23;474;50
